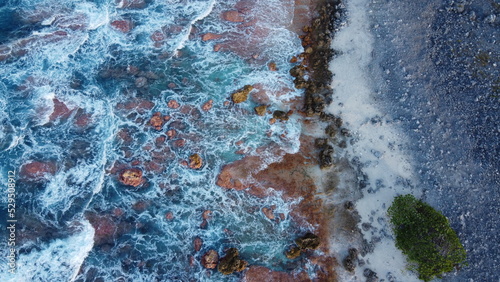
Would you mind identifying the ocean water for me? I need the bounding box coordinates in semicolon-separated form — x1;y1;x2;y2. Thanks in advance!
0;0;309;281
330;0;499;281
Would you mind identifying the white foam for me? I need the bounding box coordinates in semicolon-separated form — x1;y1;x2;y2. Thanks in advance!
1;220;95;282
328;0;421;280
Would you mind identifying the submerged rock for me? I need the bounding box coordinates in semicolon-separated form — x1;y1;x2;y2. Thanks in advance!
222;10;245;22
119;168;144;187
285;246;301;259
201;250;219;269
217;248;248;275
231;85;254;103
296;232;320;250
188;153;203;169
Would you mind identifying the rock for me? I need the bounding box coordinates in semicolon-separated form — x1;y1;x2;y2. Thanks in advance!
110;20;133;33
20;161;57;180
295;232;320;250
201;250;219;269
150;30;165;42
314;138;328;149
167;100;180;109
134;76;148;88
269;118;276;125
217;248;248;275
261;207;275;220
363;268;378;281
344;201;355;210
166;129;176;138
118;168;144;187
214;44;222;52
268;62;277;71
50;98;73;122
273;110;289;121
193;237;203;252
231;85;254;103
202;33;223;41
188;153;203;169
289;65;305;77
319;145;334;169
165;212;174;220
343;248;358;272
244;266;296;282
149;112;164;130
254;105;267;116
222;10;245;22
202;210;212;219
285;246;301;259
202;99;213;111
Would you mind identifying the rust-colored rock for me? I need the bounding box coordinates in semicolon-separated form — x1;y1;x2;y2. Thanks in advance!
222;10;245;22
201;250;219;269
268;62;277;71
167;99;180;109
244;266;299;282
296;232;320;250
193;237;203;252
261;207;275;220
119;168;144;187
165;212;174;220
231;85;254;103
254;105;267;116
202;99;213;111
202;210;212;219
188;153;203;169
20;161;57;180
110;20;133;33
202;33;223;41
149;112;164;130
166;129;177;138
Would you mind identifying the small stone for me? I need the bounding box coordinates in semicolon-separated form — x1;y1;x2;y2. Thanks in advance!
119;168;144;187
261;207;275;220
165;212;174;220
273;110;289;121
110;20;133;33
254;105;267;116
202;99;213;111
268;62;277;71
193;237;203;252
149;112;164;130
188;153;203;169
201;250;219;269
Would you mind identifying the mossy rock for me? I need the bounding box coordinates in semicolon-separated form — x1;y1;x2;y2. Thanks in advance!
231;85;254;103
217;248;248;275
285;246;301;259
254;105;267;116
388;194;467;281
295;232;320;250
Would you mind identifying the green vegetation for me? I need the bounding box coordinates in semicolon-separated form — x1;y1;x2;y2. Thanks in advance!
388;194;467;281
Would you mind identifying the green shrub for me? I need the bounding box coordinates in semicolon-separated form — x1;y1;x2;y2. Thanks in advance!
388;194;467;281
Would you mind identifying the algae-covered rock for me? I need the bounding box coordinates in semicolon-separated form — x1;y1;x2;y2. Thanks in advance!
295;232;320;250
254;105;267;116
273;110;289;121
217;248;248;275
285;246;301;259
231;85;254;103
188;153;203;169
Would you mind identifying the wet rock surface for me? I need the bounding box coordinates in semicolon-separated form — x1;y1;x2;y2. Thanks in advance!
118;168;144;187
201;250;218;269
231;85;254;103
217;248;248;275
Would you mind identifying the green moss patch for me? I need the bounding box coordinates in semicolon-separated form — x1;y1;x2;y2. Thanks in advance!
388;194;467;281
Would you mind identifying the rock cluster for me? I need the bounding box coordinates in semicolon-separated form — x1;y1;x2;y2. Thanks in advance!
217;248;248;275
285;232;321;259
343;248;359;272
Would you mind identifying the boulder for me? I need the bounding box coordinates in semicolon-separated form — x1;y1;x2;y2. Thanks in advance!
254;105;267;116
295;232;320;250
20;161;57;180
110;20;133;33
217;248;248;275
222;10;245;22
118;168;144;187
188;153;203;169
201;250;219;269
231;85;254;103
202;33;222;41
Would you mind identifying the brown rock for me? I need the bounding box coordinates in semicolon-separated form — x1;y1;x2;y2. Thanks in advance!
244;266;298;282
214;44;222;52
165;212;174;220
261;207;275;220
202;210;212;219
174;139;186;148
150;30;165;42
188;153;203;169
149;112;164;130
168;82;176;89
50;98;73;121
202;99;213;111
268;62;277;71
222;10;245;22
254;105;267;116
166;129;177;138
296;232;320;250
285;246;301;259
167;100;180;109
273;110;289;121
193;237;203;252
217;248;248;275
20;161;57;180
231;85;254;103
202;33;223;41
118;168;144;187
201;250;219;269
110;20;133;33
